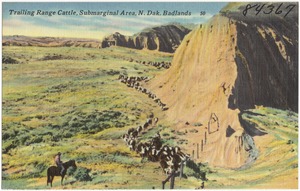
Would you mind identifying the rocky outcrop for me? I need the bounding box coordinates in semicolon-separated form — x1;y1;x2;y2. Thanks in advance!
147;3;298;168
101;24;191;53
225;4;298;112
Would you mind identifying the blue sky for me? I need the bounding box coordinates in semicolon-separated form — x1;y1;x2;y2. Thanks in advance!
3;2;228;39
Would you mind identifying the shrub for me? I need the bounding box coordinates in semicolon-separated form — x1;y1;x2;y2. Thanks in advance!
185;160;207;181
176;131;185;135
115;121;125;128
2;140;18;154
193;122;203;127
189;129;198;133
35;115;43;119
67;166;77;176
35;163;47;174
51;132;62;142
2;132;10;140
19;134;31;145
42;134;52;142
63;132;73;138
106;69;120;75
3;56;19;64
73;167;92;182
63;110;127;134
30;136;43;144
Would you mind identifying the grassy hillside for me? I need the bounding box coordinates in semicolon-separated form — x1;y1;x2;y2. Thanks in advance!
207;107;298;189
2;46;205;189
2;46;298;189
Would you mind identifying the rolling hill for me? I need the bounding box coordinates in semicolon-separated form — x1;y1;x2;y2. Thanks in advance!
2;35;101;48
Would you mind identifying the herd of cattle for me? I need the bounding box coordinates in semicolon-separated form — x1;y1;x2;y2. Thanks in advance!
135;60;171;69
118;60;191;178
121;115;190;175
121;57;172;69
118;75;168;111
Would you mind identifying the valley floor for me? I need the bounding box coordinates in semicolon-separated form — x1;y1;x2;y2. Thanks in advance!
2;46;298;189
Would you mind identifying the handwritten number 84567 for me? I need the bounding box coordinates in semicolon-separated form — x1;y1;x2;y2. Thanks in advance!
243;3;296;18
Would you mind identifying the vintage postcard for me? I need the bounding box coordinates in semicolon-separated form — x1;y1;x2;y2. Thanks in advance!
2;1;298;189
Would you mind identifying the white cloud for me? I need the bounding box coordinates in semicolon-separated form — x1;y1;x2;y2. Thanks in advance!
3;18;30;28
3;17;106;39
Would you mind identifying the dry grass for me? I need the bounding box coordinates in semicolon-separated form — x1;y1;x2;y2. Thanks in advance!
2;46;297;189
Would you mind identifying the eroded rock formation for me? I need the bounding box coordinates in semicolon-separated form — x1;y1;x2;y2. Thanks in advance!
101;24;191;53
147;3;298;168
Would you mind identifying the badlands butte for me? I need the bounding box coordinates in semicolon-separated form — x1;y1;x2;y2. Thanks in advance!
2;2;298;189
147;2;298;169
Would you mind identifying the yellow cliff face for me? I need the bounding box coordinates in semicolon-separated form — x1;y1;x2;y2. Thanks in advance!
147;15;248;168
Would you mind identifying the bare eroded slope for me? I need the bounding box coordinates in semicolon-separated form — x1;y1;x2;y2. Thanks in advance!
147;3;298;168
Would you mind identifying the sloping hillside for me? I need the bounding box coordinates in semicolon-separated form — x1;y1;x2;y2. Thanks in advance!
147;2;298;168
208;107;298;189
101;24;191;53
2;36;100;48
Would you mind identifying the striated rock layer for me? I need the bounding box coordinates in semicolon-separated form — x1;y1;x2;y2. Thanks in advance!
147;3;298;168
101;24;191;53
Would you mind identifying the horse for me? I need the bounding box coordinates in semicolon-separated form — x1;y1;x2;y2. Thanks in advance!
47;159;77;187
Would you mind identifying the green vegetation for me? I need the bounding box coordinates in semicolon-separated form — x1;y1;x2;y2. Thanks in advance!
2;46;297;189
207;107;298;189
2;46;171;153
73;167;92;182
185;160;210;180
2;46;183;189
241;107;298;145
2;55;19;64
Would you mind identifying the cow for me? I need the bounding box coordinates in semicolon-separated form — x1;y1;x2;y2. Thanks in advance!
130;129;139;138
143;122;150;130
127;138;136;151
137;126;143;133
160;159;173;175
162;106;169;111
127;128;135;135
151;137;162;150
122;134;129;142
136;142;151;159
153;117;159;125
146;118;152;125
148;148;161;162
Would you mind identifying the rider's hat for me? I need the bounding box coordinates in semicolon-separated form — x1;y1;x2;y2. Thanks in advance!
58;152;61;155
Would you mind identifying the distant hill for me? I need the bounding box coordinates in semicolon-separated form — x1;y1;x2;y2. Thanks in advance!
2;35;101;48
101;24;191;53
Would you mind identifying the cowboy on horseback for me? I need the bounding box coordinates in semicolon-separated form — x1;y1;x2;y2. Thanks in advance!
47;159;77;187
54;152;65;175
